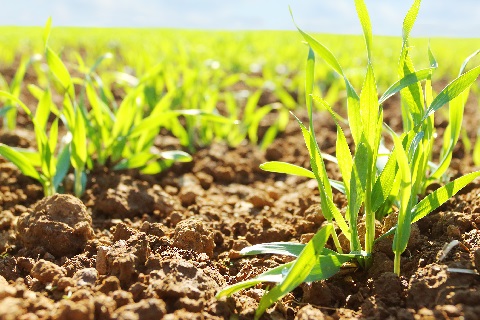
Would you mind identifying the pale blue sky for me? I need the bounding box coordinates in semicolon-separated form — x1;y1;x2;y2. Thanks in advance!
1;0;479;37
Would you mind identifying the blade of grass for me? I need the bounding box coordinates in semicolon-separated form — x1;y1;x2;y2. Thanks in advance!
423;65;480;121
0;144;41;180
412;170;480;223
260;161;346;194
389;129;412;275
290;12;361;145
254;224;332;319
379;68;434;105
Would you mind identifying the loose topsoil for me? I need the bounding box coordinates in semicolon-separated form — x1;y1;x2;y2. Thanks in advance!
1;80;480;320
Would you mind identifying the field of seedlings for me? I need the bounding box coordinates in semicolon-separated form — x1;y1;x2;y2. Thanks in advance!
1;1;480;319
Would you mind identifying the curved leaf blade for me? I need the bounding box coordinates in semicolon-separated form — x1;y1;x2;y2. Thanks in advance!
254;225;333;319
423;65;480;121
0;144;41;180
412;170;480;223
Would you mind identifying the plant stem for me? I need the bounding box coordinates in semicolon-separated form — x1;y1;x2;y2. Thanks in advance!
394;253;401;275
332;230;344;254
42;180;56;197
74;168;83;197
364;167;374;267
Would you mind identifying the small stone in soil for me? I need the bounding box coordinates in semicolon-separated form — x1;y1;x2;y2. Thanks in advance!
73;268;98;287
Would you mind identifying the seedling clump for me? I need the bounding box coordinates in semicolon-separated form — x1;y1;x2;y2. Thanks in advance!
216;0;480;318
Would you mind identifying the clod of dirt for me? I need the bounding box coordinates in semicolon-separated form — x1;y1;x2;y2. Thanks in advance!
114;298;166;320
96;184;155;219
16;194;94;257
30;259;66;284
145;255;226;312
0;297;27;319
0;275;16;298
172;218;215;258
247;190;274;208
96;224;150;287
0;210;16;253
374;272;404;306
94;180;181;219
53;296;94;320
178;184;205;207
295;304;327;320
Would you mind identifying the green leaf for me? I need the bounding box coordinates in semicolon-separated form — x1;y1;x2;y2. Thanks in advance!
290;9;342;76
90;52;113;73
10;56;30;98
53;145;71;189
243;89;263;125
216;250;352;301
260;161;315;179
423;65;480;121
86;82;106;129
349;140;368;252
412;170;480;223
113;152;155;170
0;144;41;180
317;95;353;194
216;263;290;299
294;116;350;237
140;159;173;175
295;115;332;197
48;118;59;161
259;161;344;194
360;63;379;151
402;0;422;41
248;104;275;144
71;107;87;169
371;151;397;212
160;150;192;162
61;95;76;131
389;129;412;264
304;250;357;282
458;50;480;76
241;242;306;257
0;106;13;117
430;51;480;180
35;89;52;132
45;46;74;99
129;109;231;139
354;0;373;60
290;12;361;144
43;17;52;46
379;68;433;105
254;225;333;319
305;47;315;124
0;91;32;117
398;0;425;130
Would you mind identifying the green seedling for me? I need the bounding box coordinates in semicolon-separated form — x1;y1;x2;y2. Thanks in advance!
0;90;70;196
43;18;87;197
0;55;40;130
215;89;290;149
0;54;41;130
216;1;480;318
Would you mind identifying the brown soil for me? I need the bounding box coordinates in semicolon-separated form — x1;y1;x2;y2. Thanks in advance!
1;71;480;319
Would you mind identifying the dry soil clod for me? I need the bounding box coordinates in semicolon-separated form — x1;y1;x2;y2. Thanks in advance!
16;194;94;257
